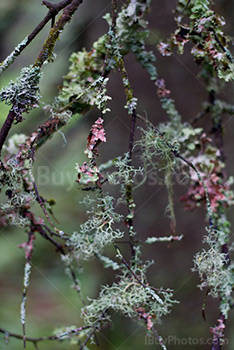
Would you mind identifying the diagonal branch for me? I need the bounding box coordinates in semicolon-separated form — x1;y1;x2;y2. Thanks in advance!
0;0;74;75
0;110;16;156
0;0;84;157
35;0;83;67
0;325;91;344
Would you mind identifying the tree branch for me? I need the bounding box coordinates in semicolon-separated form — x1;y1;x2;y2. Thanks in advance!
0;1;83;156
35;225;65;254
0;0;74;75
0;325;91;344
35;0;84;67
0;110;16;156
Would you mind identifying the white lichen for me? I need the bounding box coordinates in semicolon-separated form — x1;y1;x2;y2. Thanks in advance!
0;37;29;76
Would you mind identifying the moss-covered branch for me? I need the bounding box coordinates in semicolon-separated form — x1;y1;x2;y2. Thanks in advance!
34;0;83;67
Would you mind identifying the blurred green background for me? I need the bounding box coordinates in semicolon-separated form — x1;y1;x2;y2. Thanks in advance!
0;0;234;349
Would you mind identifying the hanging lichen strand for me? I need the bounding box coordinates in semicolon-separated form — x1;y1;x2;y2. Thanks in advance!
0;1;234;349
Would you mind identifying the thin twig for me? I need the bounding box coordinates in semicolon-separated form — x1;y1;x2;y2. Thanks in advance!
69;267;87;306
79;330;95;350
151;326;167;350
114;244;172;294
36;225;65;254
0;325;91;344
125;109;137;259
32;181;58;231
211;28;233;63
190;110;208;125
209;90;226;165
110;0;137;259
43;224;68;239
182;0;191;14
115;235;183;244
129;110;137;161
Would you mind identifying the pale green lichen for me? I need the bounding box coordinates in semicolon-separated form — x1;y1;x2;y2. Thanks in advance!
58;41;108;113
97;254;120;270
0;158;35;227
0;65;42;118
81;264;176;327
193;245;234;318
58;0;156;114
67;195;124;262
104;0;157;80
145;235;183;243
107;153;144;198
3;134;27;156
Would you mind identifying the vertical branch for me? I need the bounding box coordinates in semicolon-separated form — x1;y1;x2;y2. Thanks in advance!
109;0;138;259
19;231;35;348
208;88;230;350
173;151;214;226
164;166;176;234
21;261;32;348
126;109;137;258
209;90;225;164
129;110;137;162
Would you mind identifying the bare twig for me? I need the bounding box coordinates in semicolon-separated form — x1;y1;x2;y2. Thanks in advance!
211;28;233;63
190;110;208;125
0;325;91;345
32;181;59;231
36;225;65;254
114;244;172;294
151;326;167;350
182;0;191;14
0;110;16;155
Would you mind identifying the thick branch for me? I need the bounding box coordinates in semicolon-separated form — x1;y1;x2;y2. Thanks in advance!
0;110;16;155
35;0;83;67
